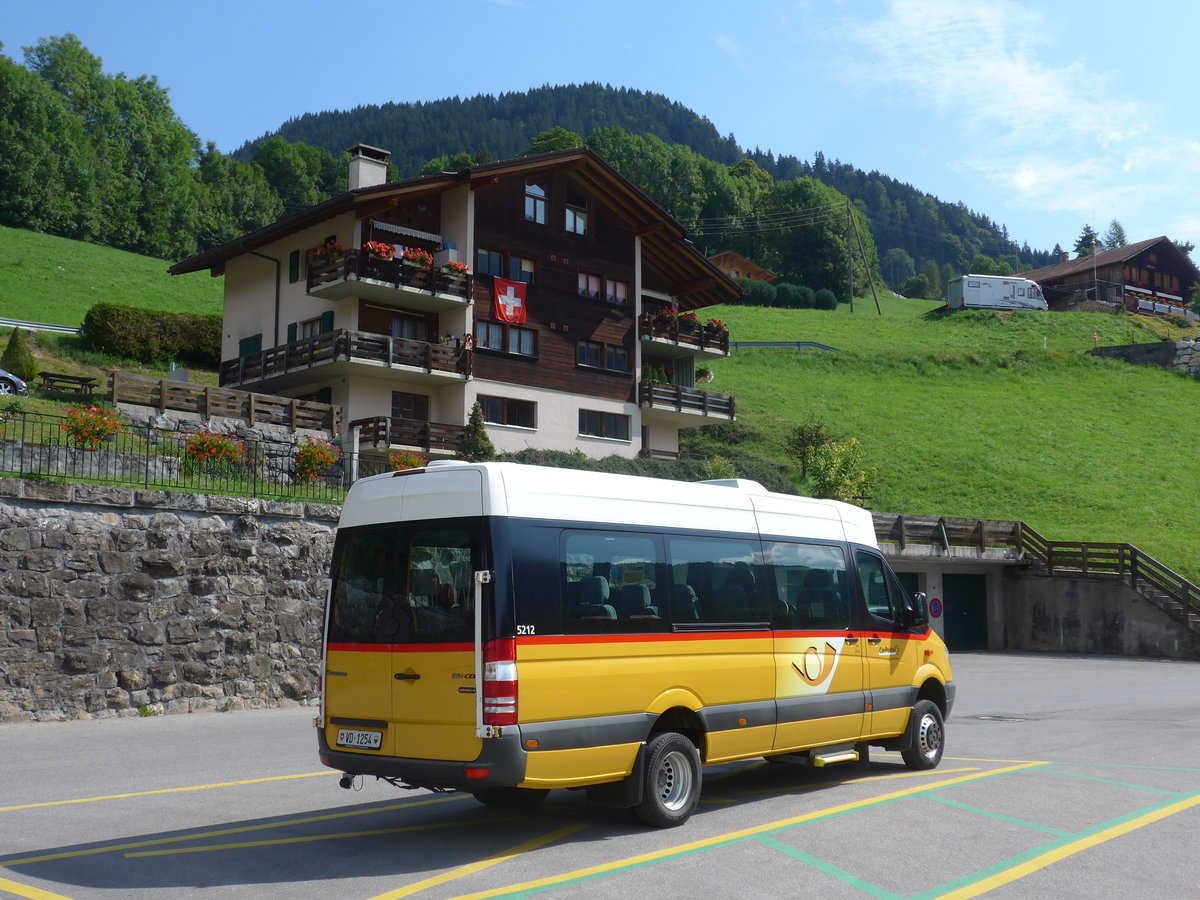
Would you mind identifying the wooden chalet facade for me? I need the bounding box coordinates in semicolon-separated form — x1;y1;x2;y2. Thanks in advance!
170;146;741;462
707;250;777;283
1021;236;1199;319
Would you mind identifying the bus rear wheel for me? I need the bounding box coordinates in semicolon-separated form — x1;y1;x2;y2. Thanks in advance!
471;786;549;809
901;700;945;770
633;732;701;828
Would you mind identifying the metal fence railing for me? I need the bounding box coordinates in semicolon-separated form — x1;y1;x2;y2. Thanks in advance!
0;411;391;504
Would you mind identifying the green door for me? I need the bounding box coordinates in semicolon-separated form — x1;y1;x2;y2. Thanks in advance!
943;574;988;651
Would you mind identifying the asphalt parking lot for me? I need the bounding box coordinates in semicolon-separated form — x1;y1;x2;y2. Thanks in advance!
2;652;1199;899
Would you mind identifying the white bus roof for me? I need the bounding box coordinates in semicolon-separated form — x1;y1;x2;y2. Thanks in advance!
338;461;878;548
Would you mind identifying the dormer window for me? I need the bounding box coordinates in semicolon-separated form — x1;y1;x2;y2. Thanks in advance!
565;187;588;236
524;179;546;225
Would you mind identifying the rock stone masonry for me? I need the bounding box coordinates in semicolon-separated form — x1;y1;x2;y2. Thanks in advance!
1173;340;1200;377
0;478;339;723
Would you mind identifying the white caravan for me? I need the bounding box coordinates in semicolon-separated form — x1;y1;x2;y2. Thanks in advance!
946;275;1047;311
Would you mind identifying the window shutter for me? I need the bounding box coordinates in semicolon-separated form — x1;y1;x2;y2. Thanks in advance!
288;250;300;283
287;323;298;343
320;310;335;333
317;387;332;404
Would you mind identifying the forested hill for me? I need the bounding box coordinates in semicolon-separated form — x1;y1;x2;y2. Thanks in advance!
234;84;743;176
237;83;1055;275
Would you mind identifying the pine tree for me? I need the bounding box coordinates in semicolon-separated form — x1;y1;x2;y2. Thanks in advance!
0;328;37;381
457;402;495;462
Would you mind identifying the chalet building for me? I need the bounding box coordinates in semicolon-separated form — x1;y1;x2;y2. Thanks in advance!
1021;236;1199;318
707;250;777;284
170;146;740;463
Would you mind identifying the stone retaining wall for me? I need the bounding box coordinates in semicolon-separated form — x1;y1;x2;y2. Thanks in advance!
1092;338;1200;376
0;479;338;723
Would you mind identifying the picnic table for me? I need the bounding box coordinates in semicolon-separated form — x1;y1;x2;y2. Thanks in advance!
39;371;99;398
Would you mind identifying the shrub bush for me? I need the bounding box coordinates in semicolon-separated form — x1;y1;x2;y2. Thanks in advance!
61;405;124;450
182;429;246;478
814;288;839;310
388;450;427;471
294;437;340;484
81;303;221;366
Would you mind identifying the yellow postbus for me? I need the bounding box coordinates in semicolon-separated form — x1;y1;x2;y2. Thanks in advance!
317;461;954;827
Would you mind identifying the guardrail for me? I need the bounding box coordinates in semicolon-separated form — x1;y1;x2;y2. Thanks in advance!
0;317;82;335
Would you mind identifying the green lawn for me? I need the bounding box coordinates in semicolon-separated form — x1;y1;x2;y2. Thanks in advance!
0;225;221;325
703;300;1200;581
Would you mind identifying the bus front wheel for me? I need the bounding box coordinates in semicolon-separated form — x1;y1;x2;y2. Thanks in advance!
633;732;701;828
901;700;945;770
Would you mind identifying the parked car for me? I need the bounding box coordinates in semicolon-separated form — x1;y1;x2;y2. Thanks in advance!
0;368;30;396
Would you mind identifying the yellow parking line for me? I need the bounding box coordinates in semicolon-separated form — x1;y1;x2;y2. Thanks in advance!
931;790;1200;899
2;795;465;867
735;765;980;796
126;816;519;857
444;762;1045;900
0;876;74;899
367;824;589;900
0;772;331;812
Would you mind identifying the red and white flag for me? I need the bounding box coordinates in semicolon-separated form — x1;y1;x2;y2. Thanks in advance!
492;277;527;324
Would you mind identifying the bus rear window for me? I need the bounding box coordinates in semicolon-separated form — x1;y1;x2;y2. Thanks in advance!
327;519;482;644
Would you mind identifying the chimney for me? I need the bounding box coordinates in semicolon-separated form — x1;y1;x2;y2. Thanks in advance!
347;143;390;190
1061;251;1069;263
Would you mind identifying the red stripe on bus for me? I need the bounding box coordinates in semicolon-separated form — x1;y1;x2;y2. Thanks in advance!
326;642;474;653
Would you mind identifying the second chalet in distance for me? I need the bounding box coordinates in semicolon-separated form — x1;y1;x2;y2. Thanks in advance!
170;146;741;463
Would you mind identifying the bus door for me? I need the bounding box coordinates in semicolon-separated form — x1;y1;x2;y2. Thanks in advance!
764;541;866;750
324;472;486;763
853;550;923;738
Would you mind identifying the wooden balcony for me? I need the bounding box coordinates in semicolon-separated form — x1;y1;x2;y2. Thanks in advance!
638;381;735;423
638;314;729;359
219;330;471;389
350;415;465;456
307;251;472;313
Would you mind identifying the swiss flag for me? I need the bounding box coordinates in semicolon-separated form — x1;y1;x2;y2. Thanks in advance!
492;277;527;324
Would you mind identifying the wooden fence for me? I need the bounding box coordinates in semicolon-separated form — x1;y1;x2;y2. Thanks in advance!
873;512;1200;625
109;372;341;433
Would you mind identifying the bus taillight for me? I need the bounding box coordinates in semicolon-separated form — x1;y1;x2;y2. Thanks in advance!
482;637;518;725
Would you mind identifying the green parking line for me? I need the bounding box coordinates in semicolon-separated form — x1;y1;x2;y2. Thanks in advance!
923;795;1071;837
1044;768;1188;795
755;835;900;899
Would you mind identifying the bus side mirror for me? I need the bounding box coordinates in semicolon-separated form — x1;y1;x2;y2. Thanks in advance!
907;592;929;628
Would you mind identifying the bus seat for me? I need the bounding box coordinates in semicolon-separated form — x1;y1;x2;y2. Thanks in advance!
612;583;653;617
671;584;700;621
576;575;616;619
712;583;749;621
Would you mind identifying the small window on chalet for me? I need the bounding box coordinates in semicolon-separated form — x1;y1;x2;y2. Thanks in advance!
579;409;630;441
524;180;546;225
606;279;628;306
578;272;601;299
477;248;504;277
509;256;536;284
480;395;536;428
565;188;588;236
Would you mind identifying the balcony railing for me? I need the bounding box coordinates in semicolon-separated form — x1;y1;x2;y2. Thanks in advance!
307;251;472;303
638;314;729;355
638;381;735;419
351;415;465;455
220;330;471;387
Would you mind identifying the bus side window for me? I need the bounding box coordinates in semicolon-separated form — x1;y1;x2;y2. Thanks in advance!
762;541;850;630
855;550;897;623
561;531;667;634
667;536;764;625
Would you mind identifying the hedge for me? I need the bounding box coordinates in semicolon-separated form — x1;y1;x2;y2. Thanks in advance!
81;303;221;367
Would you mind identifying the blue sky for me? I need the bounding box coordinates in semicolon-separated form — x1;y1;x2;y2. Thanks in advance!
5;0;1198;256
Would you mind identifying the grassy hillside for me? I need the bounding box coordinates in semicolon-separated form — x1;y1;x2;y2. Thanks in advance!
704;296;1200;580
1;227;1196;580
0;225;221;325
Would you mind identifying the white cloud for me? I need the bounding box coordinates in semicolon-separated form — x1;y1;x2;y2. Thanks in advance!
826;0;1197;243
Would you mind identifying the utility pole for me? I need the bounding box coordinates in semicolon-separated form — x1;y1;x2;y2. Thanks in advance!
847;201;855;313
846;199;882;315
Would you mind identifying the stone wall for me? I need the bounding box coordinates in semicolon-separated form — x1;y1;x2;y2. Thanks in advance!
1092;339;1200;377
0;479;339;723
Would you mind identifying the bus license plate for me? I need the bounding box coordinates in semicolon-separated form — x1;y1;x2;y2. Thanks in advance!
336;728;382;750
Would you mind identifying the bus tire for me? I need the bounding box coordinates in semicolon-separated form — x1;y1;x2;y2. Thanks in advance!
633;732;701;828
901;700;944;770
471;786;550;809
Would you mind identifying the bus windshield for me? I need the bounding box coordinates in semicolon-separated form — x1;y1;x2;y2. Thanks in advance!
327;518;483;645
